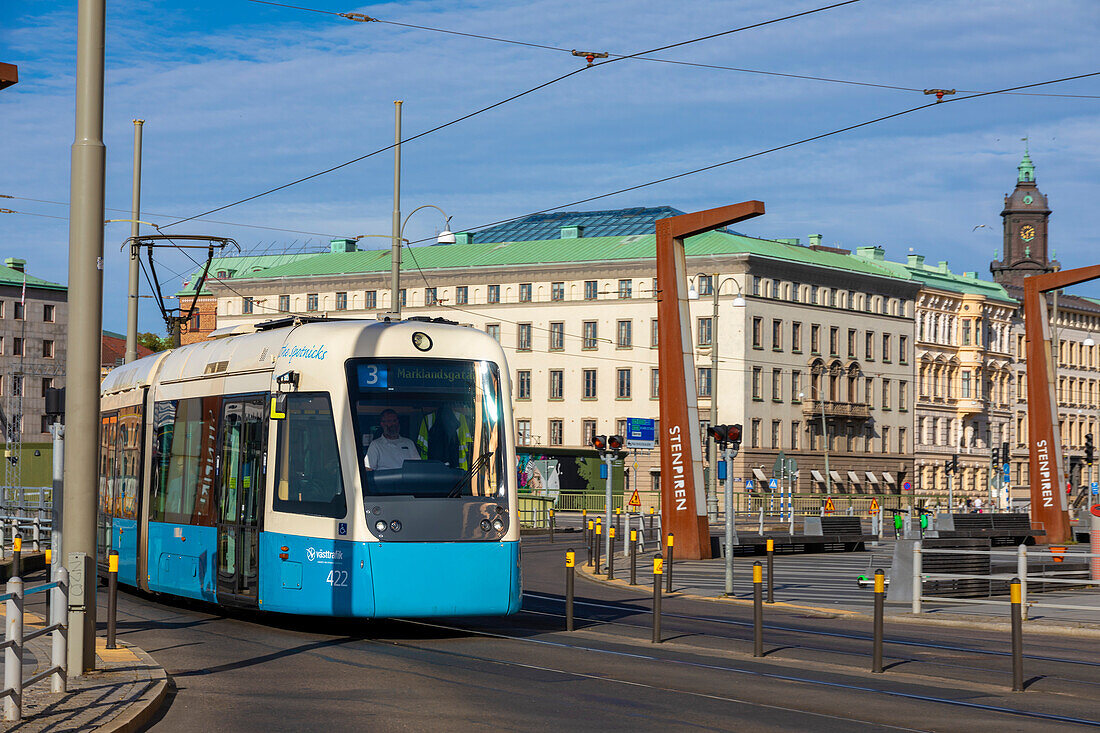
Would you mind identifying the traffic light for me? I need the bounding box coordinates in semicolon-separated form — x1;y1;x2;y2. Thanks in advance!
608;435;624;452
729;423;742;450
706;424;743;451
592;435;607;452
992;445;1000;465
1002;442;1009;464
952;454;959;474
1086;433;1095;465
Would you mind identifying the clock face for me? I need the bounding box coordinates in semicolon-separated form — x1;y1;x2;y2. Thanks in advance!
1020;224;1036;242
1023;194;1033;205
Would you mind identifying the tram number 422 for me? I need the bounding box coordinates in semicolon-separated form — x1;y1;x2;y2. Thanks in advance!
326;570;349;587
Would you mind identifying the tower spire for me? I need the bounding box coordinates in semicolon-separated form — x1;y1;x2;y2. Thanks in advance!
1018;138;1035;183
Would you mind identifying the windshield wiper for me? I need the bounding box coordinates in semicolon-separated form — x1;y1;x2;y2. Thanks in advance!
447;451;493;498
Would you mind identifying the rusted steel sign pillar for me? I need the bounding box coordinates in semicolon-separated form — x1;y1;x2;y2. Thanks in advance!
1023;264;1100;544
656;201;765;560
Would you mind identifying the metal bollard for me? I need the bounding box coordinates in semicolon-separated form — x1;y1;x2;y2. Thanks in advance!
1017;544;1029;621
565;550;575;632
594;521;602;573
615;507;622;537
51;565;68;693
872;569;885;673
607;527;616;580
586;520;594;566
766;538;775;604
1011;577;1024;691
629;529;638;585
911;540;922;614
652;554;663;643
665;533;675;593
107;550;119;649
548;509;555;544
44;548;52;618
648;507;655;535
5;577;23;721
753;561;763;657
32;517;40;553
12;535;21;580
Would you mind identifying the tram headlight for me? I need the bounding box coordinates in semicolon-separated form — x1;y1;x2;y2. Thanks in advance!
492;518;505;532
480;519;492;532
389;520;402;532
374;520;387;534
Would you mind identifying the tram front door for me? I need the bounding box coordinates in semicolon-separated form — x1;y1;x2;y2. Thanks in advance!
216;396;266;604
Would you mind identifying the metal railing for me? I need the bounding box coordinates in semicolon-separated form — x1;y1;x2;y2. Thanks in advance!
0;516;52;558
517;496;556;528
911;542;1100;618
0;487;53;513
1;567;68;721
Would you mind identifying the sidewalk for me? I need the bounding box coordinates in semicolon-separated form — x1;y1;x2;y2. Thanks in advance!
0;606;167;732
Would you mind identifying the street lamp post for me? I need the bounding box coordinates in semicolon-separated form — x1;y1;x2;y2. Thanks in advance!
689;274;746;521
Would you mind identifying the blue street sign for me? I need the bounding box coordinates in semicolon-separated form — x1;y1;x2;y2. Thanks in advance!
625;417;656;449
745;479;755;491
1092;481;1099;495
717;461;727;480
902;481;912;492
768;478;779;490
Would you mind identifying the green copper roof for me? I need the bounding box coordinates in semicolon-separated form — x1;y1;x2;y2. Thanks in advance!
850;248;1016;304
175;252;326;296
1018;150;1035;183
225;230;912;283
0;262;66;292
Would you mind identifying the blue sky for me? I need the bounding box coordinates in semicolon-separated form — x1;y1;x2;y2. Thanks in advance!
2;0;1098;333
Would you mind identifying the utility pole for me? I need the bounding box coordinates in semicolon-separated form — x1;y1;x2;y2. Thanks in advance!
707;274;719;522
125;119;143;363
65;0;105;675
390;100;402;318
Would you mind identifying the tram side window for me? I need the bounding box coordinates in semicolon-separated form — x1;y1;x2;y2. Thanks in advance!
115;405;143;520
274;393;346;519
150;397;220;526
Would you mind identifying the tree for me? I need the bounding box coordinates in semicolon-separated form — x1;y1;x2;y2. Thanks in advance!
137;332;171;352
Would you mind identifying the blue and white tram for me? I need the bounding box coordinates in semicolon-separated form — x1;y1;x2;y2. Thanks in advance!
98;317;521;617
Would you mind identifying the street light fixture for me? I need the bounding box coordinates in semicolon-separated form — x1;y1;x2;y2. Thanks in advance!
357;204;454;317
689;273;746;520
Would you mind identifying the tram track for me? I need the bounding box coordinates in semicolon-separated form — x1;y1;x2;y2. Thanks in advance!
390;617;1100;730
522;590;1100;669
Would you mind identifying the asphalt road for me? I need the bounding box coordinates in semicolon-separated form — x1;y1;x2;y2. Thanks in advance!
21;534;1098;732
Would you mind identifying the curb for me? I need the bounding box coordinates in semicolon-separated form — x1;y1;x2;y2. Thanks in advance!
97;646;169;733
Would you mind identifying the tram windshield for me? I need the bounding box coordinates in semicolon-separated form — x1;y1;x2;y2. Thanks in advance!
346;359;506;499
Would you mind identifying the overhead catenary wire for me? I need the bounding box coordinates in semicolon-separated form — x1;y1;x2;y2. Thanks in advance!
164;0;868;230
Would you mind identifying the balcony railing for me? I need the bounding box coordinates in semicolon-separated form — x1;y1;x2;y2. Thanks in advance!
801;399;871;419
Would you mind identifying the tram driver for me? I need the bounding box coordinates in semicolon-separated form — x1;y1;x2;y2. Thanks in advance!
364;408;419;471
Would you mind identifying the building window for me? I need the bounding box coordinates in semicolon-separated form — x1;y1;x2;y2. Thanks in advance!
582;419;597;446
962;320;971;346
791;370;802;400
697;367;712;398
551;282;565;301
549;419;563;446
650;368;659;398
810;324;820;354
899;335;908;364
882;333;892;362
697;317;712;346
583;321;598;350
306;293;318;312
865;377;874;406
13;338;23;357
549;322;564;351
549;370;564;399
43;304;55;323
752;367;762;400
752;276;761;296
791;421;801;449
425;288;437;306
865;331;874;360
881;425;890;454
751;418;762;448
43;340;53;358
772;319;782;350
488;284;500;303
771;420;781;449
961;370;971;398
519;283;532;302
899;380;908;411
791;322;802;352
14;302;24;321
41;415;51;433
41;377;53;396
516;370;531;399
363;291;375;310
583;369;598;399
617;369;632;398
899;427;907;454
848;329;857;358
191;312;200;330
400;289;408;307
617;320;633;348
517;323;532;351
333;292;347;311
12;374;23;397
830;326;839;356
486;324;500;341
584;280;598;300
697;275;713;296
456;286;468;305
618;279;632;299
651;319;659;347
772;368;782;401
516;420;532;446
882;378;891;409
752;317;763;349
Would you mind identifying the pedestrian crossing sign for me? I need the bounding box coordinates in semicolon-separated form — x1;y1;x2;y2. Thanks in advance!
627;488;641;508
869;498;880;515
824;497;835;513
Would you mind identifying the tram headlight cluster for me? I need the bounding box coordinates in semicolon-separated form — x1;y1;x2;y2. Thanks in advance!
480;519;492;532
375;520;388;534
492;518;504;532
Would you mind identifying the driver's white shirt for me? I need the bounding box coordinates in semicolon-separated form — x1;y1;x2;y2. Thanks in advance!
365;435;418;470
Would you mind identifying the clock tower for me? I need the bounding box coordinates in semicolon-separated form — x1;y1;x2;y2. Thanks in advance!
990;148;1058;289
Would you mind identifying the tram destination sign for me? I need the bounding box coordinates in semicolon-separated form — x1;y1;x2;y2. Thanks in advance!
356;360;475;393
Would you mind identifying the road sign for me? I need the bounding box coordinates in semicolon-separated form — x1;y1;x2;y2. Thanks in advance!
627;489;641;508
1091;504;1100;518
824;497;835;513
745;479;755;491
1092;481;1099;495
625;418;656;449
768;478;779;491
902;480;912;492
869;498;880;515
1003;465;1011;483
